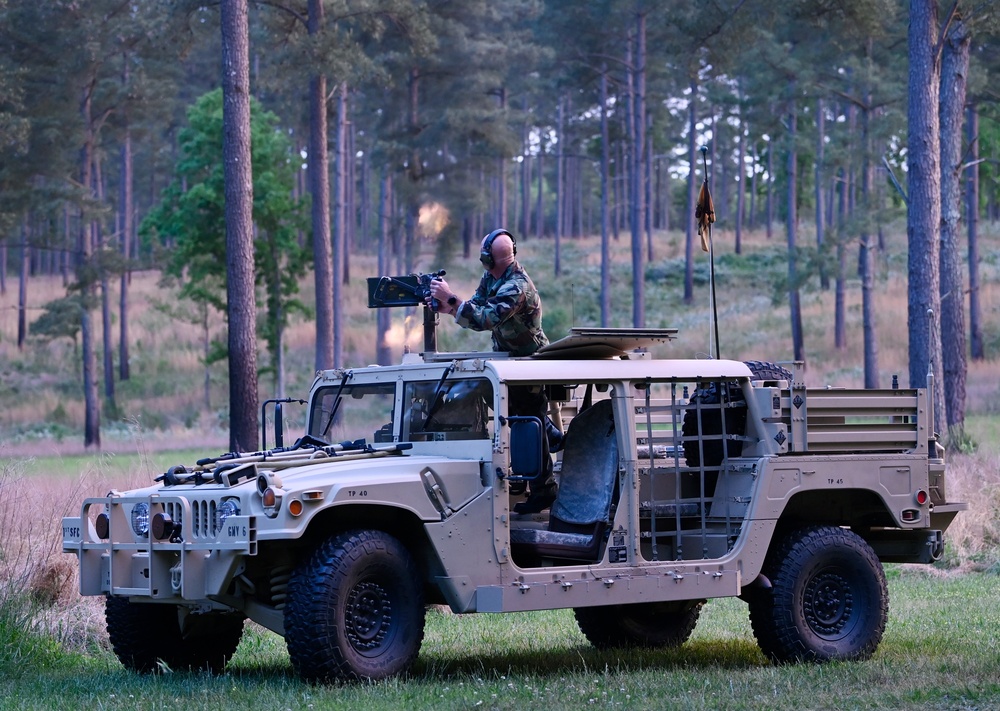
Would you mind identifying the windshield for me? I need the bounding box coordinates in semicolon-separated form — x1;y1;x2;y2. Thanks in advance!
308;381;397;444
307;377;495;445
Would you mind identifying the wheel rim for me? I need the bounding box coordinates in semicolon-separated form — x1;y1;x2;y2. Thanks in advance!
803;567;854;638
345;580;394;656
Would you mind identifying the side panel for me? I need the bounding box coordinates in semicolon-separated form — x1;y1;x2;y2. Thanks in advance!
750;453;932;528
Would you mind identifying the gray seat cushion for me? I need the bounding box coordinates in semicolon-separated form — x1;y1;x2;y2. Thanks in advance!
510;399;618;561
551;399;618;526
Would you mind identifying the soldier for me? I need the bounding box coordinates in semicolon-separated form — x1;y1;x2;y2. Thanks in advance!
427;228;548;357
428;228;555;512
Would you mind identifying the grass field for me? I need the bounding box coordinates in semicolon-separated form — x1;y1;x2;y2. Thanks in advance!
2;222;1000;708
1;572;999;710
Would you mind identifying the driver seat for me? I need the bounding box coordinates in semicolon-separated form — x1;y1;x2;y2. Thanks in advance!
510;399;619;562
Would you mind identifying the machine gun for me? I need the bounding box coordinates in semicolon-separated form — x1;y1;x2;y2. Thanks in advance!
367;270;447;311
367;270;448;352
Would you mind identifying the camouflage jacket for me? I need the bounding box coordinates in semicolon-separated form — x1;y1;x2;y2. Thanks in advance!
455;261;549;357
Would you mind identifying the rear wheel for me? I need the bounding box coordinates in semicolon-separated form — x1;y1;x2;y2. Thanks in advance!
105;596;244;673
748;525;887;663
284;529;425;683
574;600;704;650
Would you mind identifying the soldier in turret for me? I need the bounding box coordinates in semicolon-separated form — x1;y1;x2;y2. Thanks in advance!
428;228;556;512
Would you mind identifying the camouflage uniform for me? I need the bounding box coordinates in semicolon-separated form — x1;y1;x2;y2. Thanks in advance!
455;261;548;356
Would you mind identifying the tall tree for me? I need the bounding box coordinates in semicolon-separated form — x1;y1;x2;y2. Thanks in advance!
221;0;258;452
630;4;647;327
306;0;334;371
859;71;879;389
966;105;984;361
939;14;971;441
906;0;945;434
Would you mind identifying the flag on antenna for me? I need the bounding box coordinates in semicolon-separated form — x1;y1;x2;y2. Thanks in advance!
695;179;715;252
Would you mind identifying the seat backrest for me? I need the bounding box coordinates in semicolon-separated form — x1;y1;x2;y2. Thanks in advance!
550;399;618;526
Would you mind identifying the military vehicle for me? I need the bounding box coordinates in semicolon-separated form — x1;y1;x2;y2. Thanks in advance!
62;322;966;683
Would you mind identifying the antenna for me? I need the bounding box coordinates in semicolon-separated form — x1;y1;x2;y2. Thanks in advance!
698;146;721;360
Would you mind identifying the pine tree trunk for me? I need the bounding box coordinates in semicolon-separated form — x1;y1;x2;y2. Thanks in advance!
17;216;28;350
835;166;848;350
630;10;646;327
521;95;531;239
497;86;507;228
333;82;346;368
535;151;543;239
860;89;879;388
221;0;258;453
94;150;116;410
748;141;757;231
645;117;653;262
716;113;727;226
967;105;983;361
765;130;774;239
344;101;354;285
684;75;697;305
202;305;211;409
906;0;944;434
405;67;421;274
600;64;611;328
377;171;392;366
554;95;564;275
358;150;369;250
309;0;334;372
735;106;745;255
119;113;132;381
80;87;101;450
786;104;804;363
815;98;828;290
939;18;970;434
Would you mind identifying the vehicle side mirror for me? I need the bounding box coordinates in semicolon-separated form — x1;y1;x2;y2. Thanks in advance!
507;416;543;482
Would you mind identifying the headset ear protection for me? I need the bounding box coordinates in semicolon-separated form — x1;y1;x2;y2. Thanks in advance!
480;228;516;269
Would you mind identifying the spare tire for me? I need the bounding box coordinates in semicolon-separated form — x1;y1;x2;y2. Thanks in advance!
682;361;791;467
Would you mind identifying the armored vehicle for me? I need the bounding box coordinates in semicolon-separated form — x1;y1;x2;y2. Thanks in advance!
63;328;966;682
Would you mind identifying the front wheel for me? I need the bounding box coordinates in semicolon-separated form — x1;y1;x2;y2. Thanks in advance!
748;526;887;663
105;597;244;673
284;529;426;683
574;600;704;650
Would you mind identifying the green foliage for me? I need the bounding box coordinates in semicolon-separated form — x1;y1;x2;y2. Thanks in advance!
141;88;310;381
29;296;83;346
0;594;62;679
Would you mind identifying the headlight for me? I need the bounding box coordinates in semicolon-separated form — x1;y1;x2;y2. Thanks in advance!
130;502;150;538
215;498;241;533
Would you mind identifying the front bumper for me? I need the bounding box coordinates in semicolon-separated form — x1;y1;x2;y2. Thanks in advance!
62;494;255;600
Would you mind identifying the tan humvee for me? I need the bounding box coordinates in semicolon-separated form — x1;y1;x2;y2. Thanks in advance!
62;329;966;682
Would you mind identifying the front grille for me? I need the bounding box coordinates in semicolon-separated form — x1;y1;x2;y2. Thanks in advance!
164;499;219;539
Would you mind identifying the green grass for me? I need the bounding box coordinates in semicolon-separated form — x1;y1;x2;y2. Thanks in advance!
11;448;225;481
2;570;998;710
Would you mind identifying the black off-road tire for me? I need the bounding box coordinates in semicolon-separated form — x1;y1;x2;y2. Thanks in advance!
682;360;792;467
574;600;704;650
747;525;888;663
741;360;794;385
284;529;426;683
105;596;245;673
